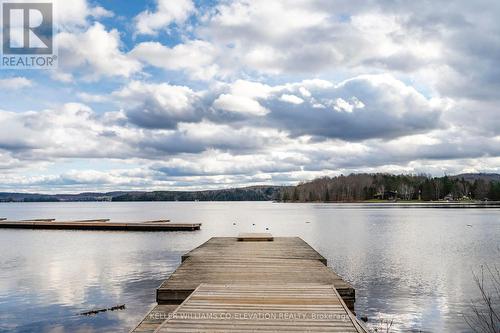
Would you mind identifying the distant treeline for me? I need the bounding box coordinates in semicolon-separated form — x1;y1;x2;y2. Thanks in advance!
2;173;500;202
282;173;500;202
0;193;115;202
111;186;284;201
0;186;285;202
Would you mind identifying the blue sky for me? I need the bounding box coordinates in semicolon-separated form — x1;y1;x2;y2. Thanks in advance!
1;0;500;193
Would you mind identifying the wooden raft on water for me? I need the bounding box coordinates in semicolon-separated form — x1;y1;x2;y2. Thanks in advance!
0;219;201;231
132;234;363;332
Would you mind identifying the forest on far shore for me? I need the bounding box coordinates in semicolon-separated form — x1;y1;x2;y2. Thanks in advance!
281;173;500;202
1;173;500;202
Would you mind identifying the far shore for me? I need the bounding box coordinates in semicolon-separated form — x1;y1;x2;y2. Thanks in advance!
1;200;500;207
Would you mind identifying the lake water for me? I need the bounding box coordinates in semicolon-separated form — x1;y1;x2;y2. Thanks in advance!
0;202;498;332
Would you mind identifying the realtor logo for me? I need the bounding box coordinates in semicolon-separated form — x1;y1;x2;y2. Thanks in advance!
1;1;57;69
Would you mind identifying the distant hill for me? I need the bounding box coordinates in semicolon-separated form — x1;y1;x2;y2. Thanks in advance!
0;192;114;202
0;186;287;202
451;173;500;182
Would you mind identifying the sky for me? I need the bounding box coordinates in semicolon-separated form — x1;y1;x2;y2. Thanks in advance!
0;0;499;193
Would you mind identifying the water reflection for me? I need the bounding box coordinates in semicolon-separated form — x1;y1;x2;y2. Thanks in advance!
0;202;499;332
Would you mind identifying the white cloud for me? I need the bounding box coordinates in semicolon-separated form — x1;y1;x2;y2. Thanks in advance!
130;40;218;80
135;0;195;35
198;0;423;75
299;87;311;97
213;94;269;116
226;80;272;99
0;103;135;160
89;74;442;139
254;74;443;140
139;121;287;155
113;81;197;109
333;97;365;113
280;94;304;105
0;77;32;90
50;71;74;83
210;79;271;116
56;23;141;80
112;81;202;129
77;92;109;103
55;0;113;30
154;149;300;177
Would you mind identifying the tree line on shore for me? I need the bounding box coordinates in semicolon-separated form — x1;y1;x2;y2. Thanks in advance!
111;186;283;201
1;173;499;202
0;186;285;202
281;173;500;202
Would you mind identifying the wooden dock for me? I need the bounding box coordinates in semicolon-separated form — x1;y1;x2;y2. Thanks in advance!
155;284;364;332
132;235;362;332
0;219;201;231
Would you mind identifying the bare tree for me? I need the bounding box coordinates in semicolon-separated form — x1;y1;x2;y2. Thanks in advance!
464;265;500;333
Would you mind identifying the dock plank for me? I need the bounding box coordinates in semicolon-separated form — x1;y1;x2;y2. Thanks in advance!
155;284;366;333
157;256;354;310
131;305;179;333
182;237;327;264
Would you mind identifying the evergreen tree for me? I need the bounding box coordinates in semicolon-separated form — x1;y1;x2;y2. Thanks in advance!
488;182;500;200
324;188;330;202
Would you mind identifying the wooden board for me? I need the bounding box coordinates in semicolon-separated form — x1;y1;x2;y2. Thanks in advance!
237;233;274;241
155;284;366;333
157;256;355;310
0;220;201;231
182;237;327;265
131;305;179;333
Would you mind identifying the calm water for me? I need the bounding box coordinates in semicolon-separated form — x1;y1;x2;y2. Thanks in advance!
0;202;498;332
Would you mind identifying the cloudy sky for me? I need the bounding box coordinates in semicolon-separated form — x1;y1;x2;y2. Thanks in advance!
0;0;499;193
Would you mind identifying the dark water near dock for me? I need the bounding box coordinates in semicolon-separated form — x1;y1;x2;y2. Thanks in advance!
0;202;498;332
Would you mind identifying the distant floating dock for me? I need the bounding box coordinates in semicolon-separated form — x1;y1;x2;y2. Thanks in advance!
237;232;274;241
0;219;201;231
132;234;363;332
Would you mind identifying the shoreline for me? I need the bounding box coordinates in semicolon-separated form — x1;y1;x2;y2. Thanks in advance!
1;200;500;205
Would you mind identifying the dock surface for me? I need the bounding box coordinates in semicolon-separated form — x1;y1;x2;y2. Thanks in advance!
156;284;364;332
157;256;354;308
181;236;327;264
0;220;201;231
132;235;361;332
